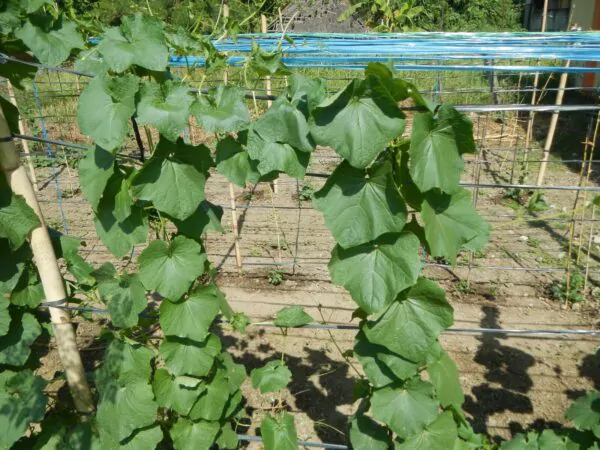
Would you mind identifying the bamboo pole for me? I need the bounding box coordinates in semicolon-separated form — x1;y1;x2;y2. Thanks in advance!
6;81;37;190
261;14;278;195
524;0;549;175
223;1;243;273
0;105;94;413
535;60;570;186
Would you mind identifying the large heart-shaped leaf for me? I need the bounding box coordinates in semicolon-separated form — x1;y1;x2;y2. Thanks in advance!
95;338;154;389
131;137;212;221
94;178;147;258
251;360;292;393
252;98;314;153
426;343;464;408
371;379;439;438
160;285;220;341
78;146;116;210
98;273;147;329
0;370;47;449
0;298;9;337
0;177;40;249
409;105;475;194
136;80;195;142
192;85;249;133
329;232;421;314
349;413;392;450
78;74;138;151
10;267;43;308
310;79;405;169
153;368;204;416
188;372;231;421
0;310;41;366
138;235;206;301
365;278;453;362
313;160;407;248
274;306;313;328
215;134;261;188
354;332;419;388
566;392;600;435
16;17;83;67
96;380;157;443
0;241;29;296
159;334;221;377
246;131;310;179
170;418;220;450
260;413;298;450
421;188;489;265
97;13;168;73
394;411;457;449
170;200;224;237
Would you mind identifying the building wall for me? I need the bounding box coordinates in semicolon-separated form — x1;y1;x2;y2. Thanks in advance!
571;0;597;30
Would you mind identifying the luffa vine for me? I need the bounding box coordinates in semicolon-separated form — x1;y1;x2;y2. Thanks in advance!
2;3;598;450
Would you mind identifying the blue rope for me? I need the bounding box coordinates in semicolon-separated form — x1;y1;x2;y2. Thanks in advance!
32;80;69;234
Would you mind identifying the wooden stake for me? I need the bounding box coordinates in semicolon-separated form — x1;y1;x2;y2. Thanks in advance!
535;60;570;186
262;14;278;195
6;81;37;191
0;105;94;413
524;0;549;177
223;1;243;273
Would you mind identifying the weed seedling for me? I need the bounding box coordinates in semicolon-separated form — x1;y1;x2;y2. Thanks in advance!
549;272;585;303
268;269;283;286
298;183;315;201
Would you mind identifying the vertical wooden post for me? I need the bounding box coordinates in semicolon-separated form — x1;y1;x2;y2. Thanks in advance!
262;14;278;195
6;81;37;191
223;1;243;273
535;61;570;186
524;0;549;171
0;105;94;413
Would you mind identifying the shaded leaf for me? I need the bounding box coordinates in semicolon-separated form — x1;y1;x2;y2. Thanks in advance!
98;273;147;329
0;310;41;366
77;145;116;210
0;370;47;449
349;413;392;450
0;176;40;249
131;137;212;221
354;331;419;388
152;368;203;416
170;200;224;237
215;134;261;188
170;418;220;450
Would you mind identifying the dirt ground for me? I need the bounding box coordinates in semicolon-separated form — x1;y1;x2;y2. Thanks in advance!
26;104;600;446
